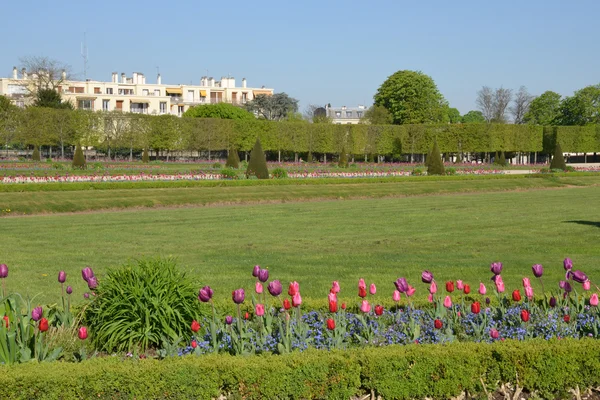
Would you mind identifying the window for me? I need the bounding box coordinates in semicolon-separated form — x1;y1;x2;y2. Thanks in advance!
159;102;167;114
69;87;84;94
356;111;363;118
130;103;148;114
335;111;341;118
102;100;110;111
78;100;93;110
118;88;134;95
94;87;101;94
116;100;123;110
154;89;160;96
241;92;247;103
142;89;149;96
346;111;353;118
7;84;27;95
106;88;113;94
187;90;194;102
178;105;184;115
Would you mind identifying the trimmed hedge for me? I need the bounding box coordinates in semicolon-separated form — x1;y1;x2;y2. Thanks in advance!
1;339;599;399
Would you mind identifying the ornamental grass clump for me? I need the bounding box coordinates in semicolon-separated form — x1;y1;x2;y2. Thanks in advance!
85;258;204;352
246;138;269;179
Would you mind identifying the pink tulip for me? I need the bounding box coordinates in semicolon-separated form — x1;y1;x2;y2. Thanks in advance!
292;292;302;307
392;290;401;302
360;300;371;313
525;286;534;300
369;283;376;295
591;294;599;307
429;281;437;294
331;281;340;294
583;281;591;291
406;286;416;297
428;294;434;303
494;275;505;293
456;280;464;291
255;282;263;294
522;277;531;288
255;303;265;316
358;278;366;290
443;296;452;308
479;283;487;295
328;292;337;303
490;328;500;339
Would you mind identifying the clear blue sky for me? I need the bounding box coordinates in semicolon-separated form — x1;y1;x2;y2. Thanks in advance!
2;0;599;114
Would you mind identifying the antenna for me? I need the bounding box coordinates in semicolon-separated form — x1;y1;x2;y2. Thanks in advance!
81;32;89;80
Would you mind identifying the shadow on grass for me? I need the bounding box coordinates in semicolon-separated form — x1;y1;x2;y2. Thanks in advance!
564;220;600;229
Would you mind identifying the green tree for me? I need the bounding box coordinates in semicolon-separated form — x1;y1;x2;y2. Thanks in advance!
446;107;462;123
427;140;445;175
72;143;86;169
524;91;562;125
555;85;600;126
550;142;567;170
245;93;299;121
360;105;393;125
183;103;255;120
142;148;149;163
461;110;486;123
225;145;240;168
338;145;348;168
31;145;40;161
374;70;448;124
246;138;269;179
33;88;73;109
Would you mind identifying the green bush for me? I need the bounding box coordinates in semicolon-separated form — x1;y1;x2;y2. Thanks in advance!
427;140;445;175
271;168;288;179
220;168;238;179
31;145;40;162
52;162;64;170
142;148;149;163
72;144;86;170
246;138;269;179
84;258;204;353
498;151;507;166
550;142;567;170
225;146;240;169
305;151;313;162
338;146;348;168
212;162;222;169
445;167;457;175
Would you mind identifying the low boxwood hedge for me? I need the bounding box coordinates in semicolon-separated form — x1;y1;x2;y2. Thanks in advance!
1;339;599;399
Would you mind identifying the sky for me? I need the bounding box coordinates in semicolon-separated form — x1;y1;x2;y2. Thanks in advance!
1;0;599;114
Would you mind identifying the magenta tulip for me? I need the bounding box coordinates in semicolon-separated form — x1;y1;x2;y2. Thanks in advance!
258;269;269;283
78;327;88;340
255;304;265;317
198;286;213;302
58;271;67;284
267;280;282;296
252;265;260;277
421;270;434;284
563;258;573;271
0;264;8;278
31;306;43;322
571;270;588;284
532;264;543;278
394;277;408;293
369;283;376;295
66;286;73;295
490;262;503;275
87;276;98;290
232;289;245;304
225;315;233;325
81;267;94;282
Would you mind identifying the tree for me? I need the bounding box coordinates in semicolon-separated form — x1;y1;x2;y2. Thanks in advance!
554;84;600;126
31;145;40;161
303;104;330;123
374;70;448;124
461;110;486;123
246;138;269;179
183;103;255;120
476;86;513;123
142;148;149;163
427;140;445;175
523;91;561;125
550;142;567;170
338;145;348;168
510;86;533;124
245;93;299;121
446;107;461;123
19;56;71;95
72;143;86;169
33;88;73;109
225;145;240;168
360;105;393;125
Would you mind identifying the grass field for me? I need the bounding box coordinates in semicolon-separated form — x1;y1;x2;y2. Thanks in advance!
1;181;599;304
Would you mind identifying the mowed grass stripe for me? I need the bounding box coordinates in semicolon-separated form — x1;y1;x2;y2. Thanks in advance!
1;186;599;304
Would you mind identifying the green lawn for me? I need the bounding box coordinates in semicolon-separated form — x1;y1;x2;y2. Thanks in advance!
1;184;599;305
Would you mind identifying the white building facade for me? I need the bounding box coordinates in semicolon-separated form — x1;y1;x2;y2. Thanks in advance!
326;105;367;124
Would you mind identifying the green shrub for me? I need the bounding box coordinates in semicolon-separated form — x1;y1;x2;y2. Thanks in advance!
306;151;313;162
338;146;348;168
212;162;222;169
142;148;149;163
225;146;240;169
220;168;238;179
427;140;445;175
32;145;40;162
271;168;288;179
46;158;53;163
550;142;567;170
445;167;457;175
52;162;64;170
91;162;104;171
246;138;269;179
498;151;507;166
411;167;424;176
84;258;204;353
72;144;86;170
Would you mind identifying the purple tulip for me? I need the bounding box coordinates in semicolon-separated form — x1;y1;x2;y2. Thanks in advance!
394;278;409;293
490;262;503;275
0;264;8;278
564;282;572;293
225;315;233;325
559;280;567;289
87;276;98;290
232;288;245;304
58;271;67;284
198;286;213;302
31;306;43;322
571;270;588;284
485;297;491;305
549;296;557;307
532;264;543;278
267;280;282;296
563;258;573;271
66;286;73;295
258;269;269;283
83;292;90;299
421;270;434;284
81;267;94;282
252;265;260;277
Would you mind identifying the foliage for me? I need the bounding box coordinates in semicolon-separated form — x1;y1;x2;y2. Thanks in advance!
498;151;506;166
524;91;562;125
84;258;204;352
461;110;486;123
212;162;222;169
360;105;393;125
374;70;448;124
271;168;288;179
142;148;149;163
550;142;567;170
427;141;445;175
31;145;40;162
555;85;600;126
246;138;269;179
33;89;73;110
220;168;239;179
446;107;461;123
245;93;299;121
183;103;255;120
338;145;348;168
476;87;513;123
72;144;86;170
225;146;240;169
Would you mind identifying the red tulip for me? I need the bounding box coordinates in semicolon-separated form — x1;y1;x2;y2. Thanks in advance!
341;303;347;310
520;309;529;322
374;305;384;316
39;318;49;332
563;315;570;323
445;281;454;293
463;284;471;295
489;328;499;339
329;300;338;313
471;301;481;314
78;326;88;340
283;299;291;310
244;312;250;320
191;320;200;333
358;287;367;298
434;319;443;329
288;281;299;296
191;340;197;349
2;315;8;328
326;318;335;330
512;289;521;302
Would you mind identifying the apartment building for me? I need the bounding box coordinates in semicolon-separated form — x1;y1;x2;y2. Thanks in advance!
326;105;367;124
0;67;274;116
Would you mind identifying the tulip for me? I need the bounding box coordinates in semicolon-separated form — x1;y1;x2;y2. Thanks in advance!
559;280;567;289
429;281;437;294
572;270;588;284
512;289;521;302
489;328;499;339
38;318;49;332
255;282;264;294
87;276;98;290
463;284;471;295
258;269;269;283
479;282;487;295
590;294;599;307
428;294;434;303
583;281;591;291
283;299;291;310
191;320;200;332
443;296;452;308
549;296;557;307
445;281;454;293
267;280;282;296
360;300;371;313
434;319;443;329
393;290;401;302
490;262;503;275
485;297;491;305
456;280;464;291
563;258;573;271
375;305;384;316
525;286;534;300
563;315;570;323
32;306;43;322
232;289;245;304
3;315;8;328
292;292;302;307
81;267;94;282
406;286;416;297
326;318;335;330
329;300;338;313
0;264;7;279
494;275;505;293
244;312;250;320
471;302;481;314
522;277;531;288
252;265;260;277
66;286;73;295
225;315;233;325
394;278;408;293
532;264;543;278
421;270;434;284
198;286;213;302
58;271;67;284
369;283;376;295
288;281;299;296
564;282;572;293
255;304;265;317
78;326;88;340
520;309;530;322
191;340;197;349
358;286;367;298
83;292;90;299
331;281;340;294
328;292;337;303
341;303;347;310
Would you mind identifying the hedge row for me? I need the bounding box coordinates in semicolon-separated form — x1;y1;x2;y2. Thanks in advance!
1;339;599;399
544;125;600;153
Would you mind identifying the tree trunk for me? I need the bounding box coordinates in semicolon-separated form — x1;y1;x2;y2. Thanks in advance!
324;154;327;163
167;150;170;162
49;146;52;159
61;140;64;160
278;150;281;163
129;146;133;162
585;153;587;163
294;152;298;162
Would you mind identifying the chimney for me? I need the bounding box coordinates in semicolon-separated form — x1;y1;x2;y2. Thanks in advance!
121;73;126;83
209;77;215;87
157;74;162;85
61;69;67;80
12;67;17;80
242;78;247;88
21;68;27;80
133;72;138;84
142;75;146;84
112;72;118;83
